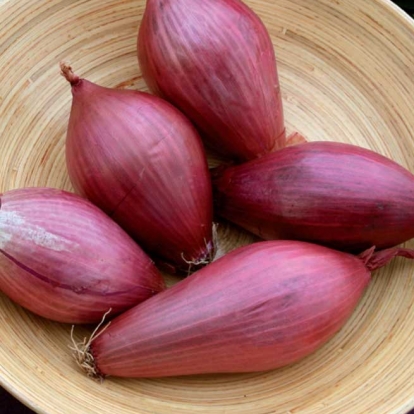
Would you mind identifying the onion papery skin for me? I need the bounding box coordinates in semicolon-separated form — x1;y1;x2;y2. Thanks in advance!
213;141;414;252
89;240;401;378
64;71;214;274
138;0;286;161
0;187;165;324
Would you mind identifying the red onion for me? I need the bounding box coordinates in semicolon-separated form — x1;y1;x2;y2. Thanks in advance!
73;241;414;378
61;63;214;274
138;0;286;161
213;141;414;251
0;187;165;324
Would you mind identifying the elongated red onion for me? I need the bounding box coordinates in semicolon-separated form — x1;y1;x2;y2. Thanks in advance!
0;188;165;323
61;63;214;274
213;141;414;251
138;0;286;161
74;241;414;378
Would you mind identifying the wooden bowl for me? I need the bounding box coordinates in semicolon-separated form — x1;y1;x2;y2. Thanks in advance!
1;0;414;413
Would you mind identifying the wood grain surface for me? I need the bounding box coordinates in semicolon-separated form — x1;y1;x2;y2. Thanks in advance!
0;0;414;413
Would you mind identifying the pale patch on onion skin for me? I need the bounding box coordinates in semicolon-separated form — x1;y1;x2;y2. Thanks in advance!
0;233;12;250
0;211;23;249
0;210;25;226
23;226;74;251
0;210;75;252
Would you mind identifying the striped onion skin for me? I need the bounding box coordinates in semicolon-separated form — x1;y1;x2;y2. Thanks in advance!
0;188;165;324
213;141;414;252
138;0;285;161
63;66;214;274
87;240;405;378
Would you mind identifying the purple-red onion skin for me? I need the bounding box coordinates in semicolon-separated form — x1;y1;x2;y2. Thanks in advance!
91;241;371;378
65;79;213;273
0;188;165;324
138;0;285;161
213;141;414;251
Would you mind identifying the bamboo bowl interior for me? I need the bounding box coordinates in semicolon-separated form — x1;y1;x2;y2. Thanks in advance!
1;0;414;413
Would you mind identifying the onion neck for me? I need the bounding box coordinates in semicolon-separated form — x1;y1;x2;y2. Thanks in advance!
60;62;81;87
359;246;414;271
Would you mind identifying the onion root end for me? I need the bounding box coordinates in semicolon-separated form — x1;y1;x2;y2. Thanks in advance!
69;309;112;382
